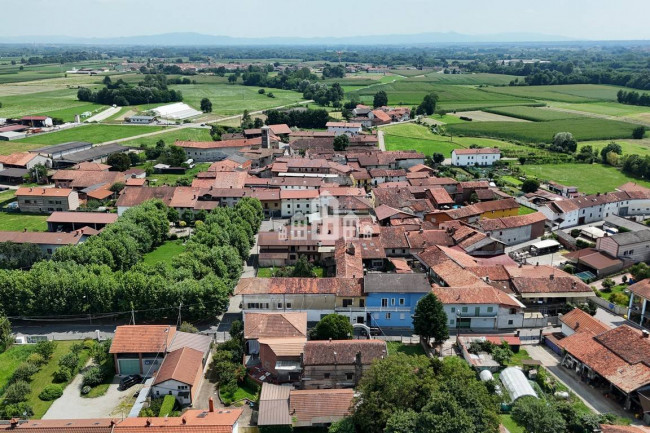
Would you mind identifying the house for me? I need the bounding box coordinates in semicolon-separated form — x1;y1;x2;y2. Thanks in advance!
116;186;176;216
564;248;624;277
175;138;262;162
127;115;155;124
46;211;118;232
432;285;525;330
280;189;320;217
369;109;391;125
451;148;501;166
15;187;79;213
476;212;547;245
151;347;204;406
0;152;50;170
558;325;650;417
596;230;650;264
363;273;432;329
548;181;579;198
326;122;362;136
301;339;387;389
0;230;91;256
627;279;650;329
559;308;611;337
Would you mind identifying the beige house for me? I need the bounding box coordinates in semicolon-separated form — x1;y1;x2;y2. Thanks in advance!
15;187;79;213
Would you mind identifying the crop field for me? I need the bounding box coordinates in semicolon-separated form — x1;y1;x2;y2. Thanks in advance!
447;117;639;143
479;84;628;103
579;139;650;157
16;124;165;145
407;72;519;86
169;83;306;116
0;61;113;85
120;127;213;148
521;164;650;194
482;106;580;121
449;110;529;122
547;101;650;118
0;89;104;120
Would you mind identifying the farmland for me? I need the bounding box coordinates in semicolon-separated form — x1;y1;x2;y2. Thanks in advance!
482;106;580;121
16;124;166;145
479;84;628;103
0;89;105;121
446;117;639;143
520;164;650;194
579;139;650;157
120;127;212;148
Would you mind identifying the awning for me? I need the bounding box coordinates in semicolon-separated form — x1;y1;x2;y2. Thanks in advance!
275;360;302;371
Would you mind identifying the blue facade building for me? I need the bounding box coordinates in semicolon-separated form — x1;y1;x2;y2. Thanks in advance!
363;273;431;329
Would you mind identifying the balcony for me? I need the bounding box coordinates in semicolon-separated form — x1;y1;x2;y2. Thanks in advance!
335;306;412;313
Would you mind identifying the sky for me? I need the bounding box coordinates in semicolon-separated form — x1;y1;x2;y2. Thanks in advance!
1;0;649;41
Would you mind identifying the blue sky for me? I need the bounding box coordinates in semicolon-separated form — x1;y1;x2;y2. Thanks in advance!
2;0;649;40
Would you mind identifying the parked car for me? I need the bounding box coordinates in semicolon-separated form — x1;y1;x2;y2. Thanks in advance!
119;374;142;390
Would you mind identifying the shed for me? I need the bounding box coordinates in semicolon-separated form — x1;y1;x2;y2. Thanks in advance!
529;239;560;256
500;367;538;402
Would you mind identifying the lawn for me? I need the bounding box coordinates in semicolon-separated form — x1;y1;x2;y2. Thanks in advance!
0;212;48;231
505;349;532;367
219;377;259;403
142;240;186;265
447;117;639;143
119;127;213;148
501;176;523;186
145;162;211;186
521;163;650;194
500;414;525;433
81;382;110;398
518;206;537;215
169;83;306;116
386;341;426;357
579;139;650;158
598;284;630;306
16;124;165;145
0;345;36;393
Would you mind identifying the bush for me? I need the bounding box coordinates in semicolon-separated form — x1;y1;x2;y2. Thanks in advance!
4;380;31;403
71;342;85;354
610;292;630;306
82;366;105;387
1;402;34;419
39;384;63;401
35;340;57;360
11;361;40;383
26;353;46;366
159;394;176;416
58;352;80;371
52;367;72;383
81;385;91;395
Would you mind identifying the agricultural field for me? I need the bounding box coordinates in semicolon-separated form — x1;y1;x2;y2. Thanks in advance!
0;89;104;121
479;84;628;103
447;117;639;143
407;72;519;86
547;101;650;119
449;110;529;122
120;127;212;148
0;60;114;85
521;164;650;194
579;139;650;157
16;124;166;145
0;141;45;155
483;106;578;121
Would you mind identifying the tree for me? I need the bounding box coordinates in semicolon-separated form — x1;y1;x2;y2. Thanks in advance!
601;278;615;290
633;126;646;139
417;93;439;116
107;153;131;171
28;164;48;184
521;178;540;193
600;142;622;163
432;153;445;165
333;134;349;151
413;293;448;345
110;182;125;194
291;255;316;277
511;397;566;433
179;322;198;333
373;91;388;108
200;98;212;113
311;314;353;340
552;132;577;153
227;74;237;84
518;156;527;165
0;314;11;352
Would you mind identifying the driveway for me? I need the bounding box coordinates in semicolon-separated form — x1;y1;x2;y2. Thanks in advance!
43;373;134;419
525;345;636;422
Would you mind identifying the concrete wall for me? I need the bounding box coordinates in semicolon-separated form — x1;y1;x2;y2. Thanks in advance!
451;153;500;166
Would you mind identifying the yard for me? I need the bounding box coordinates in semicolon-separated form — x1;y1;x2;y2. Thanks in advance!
505;349;532;367
597;284;630;307
500;414;524;433
145;162;211;186
520;163;650;194
0;212;48;231
386;341;426;357
518;206;537;215
15;124;165;146
142;240;186;265
118;127;213;148
219;377;259;405
256;266;325;278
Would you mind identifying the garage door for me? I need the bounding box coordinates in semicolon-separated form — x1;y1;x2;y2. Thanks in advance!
118;359;140;375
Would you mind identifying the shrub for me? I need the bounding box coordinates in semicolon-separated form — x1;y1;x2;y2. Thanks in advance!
58;352;79;371
81;385;91;395
35;340;57;360
52;367;72;383
83;339;96;350
39;384;63;401
82;366;105;387
26;353;46;366
159;394;176;417
71;342;85;354
610;292;629;306
4;380;31;404
11;361;40;383
1;402;34;419
570;229;581;238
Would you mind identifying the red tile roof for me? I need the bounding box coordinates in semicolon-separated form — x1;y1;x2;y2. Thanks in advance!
289;389;354;426
453;148;500;155
153;347;203;390
559;308;610;335
303;340;387;365
280;189;319;200
115;409;242;433
0;152;38;167
628;278;650;300
46;212;118;224
478;212;546;231
109;325;176;354
16;187;74;197
175;138;261;149
244;312;307;339
235;278;363;297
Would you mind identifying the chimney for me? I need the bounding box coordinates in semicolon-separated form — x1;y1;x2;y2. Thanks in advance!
182;418;187;425
643;330;649;339
10;419;19;428
146;419;152;427
209;397;215;412
550;273;555;280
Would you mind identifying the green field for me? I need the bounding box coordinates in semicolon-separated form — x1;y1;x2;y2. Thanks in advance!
119;127;213;148
142;240;186;265
579;139;650;157
480;84;628;103
0;345;36;392
169;83;306;116
0;89;104;120
146;162;211;186
0;212;48;231
447;117;639;143
483;106;578;121
16;124;165;145
521;164;650;194
548;101;650;118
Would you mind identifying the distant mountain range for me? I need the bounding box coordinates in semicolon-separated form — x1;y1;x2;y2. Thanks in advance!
0;31;581;46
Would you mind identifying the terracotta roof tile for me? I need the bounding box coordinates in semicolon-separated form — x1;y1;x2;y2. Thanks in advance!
109;325;176;354
559;308;610;335
303;340;387;365
289;389;354;426
153;347;203;387
244;312;307;339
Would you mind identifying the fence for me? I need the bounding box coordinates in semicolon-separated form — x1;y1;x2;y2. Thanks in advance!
591;296;628;316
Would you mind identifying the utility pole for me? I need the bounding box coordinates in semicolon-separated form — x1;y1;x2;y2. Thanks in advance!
176;302;183;328
129;302;136;325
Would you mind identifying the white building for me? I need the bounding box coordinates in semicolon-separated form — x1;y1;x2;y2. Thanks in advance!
596;230;650;263
151;347;205;406
451;148;501;166
326;122;362;136
280;189;320;217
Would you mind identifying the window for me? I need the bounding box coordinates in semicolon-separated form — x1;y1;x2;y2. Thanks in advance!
399;298;405;306
449;319;455;325
390;298;395;306
487;306;493;313
286;303;292;309
508;320;514;325
324;373;330;379
399;313;405;320
296;204;300;209
462;306;468;313
381;298;388;307
450;307;456;313
346;373;353;380
359;299;365;307
343;299;352;307
385;312;391;320
277;303;283;309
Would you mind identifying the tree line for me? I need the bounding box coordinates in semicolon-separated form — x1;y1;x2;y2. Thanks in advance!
0;198;263;321
264;108;330;129
617;90;650;107
77;74;183;106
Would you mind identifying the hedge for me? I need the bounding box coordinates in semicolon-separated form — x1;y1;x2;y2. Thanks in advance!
159;395;176;417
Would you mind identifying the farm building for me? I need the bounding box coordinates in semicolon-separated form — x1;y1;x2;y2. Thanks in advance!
451;148;501;166
151;102;202;120
500;367;538;402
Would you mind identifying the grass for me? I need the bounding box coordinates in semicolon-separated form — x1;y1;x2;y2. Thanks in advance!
256;266;325;278
145;162;211;186
386;341;426;357
480;84;629;103
0;141;44;155
0;212;48;231
0;88;103;120
430;114;470;124
501;176;523;186
505;349;532;367
483;105;578;121
500;414;525;433
28;340;91;418
119;127;213;148
520;163;650;194
81;382;110;398
16;124;165;145
142;240;186;265
219;377;259;403
579;139;650;158
447;117;639;143
548;101;650;118
598;284;630;306
518;206;537;215
0;345;36;393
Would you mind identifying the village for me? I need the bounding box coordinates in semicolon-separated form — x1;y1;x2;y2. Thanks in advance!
0;97;649;433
